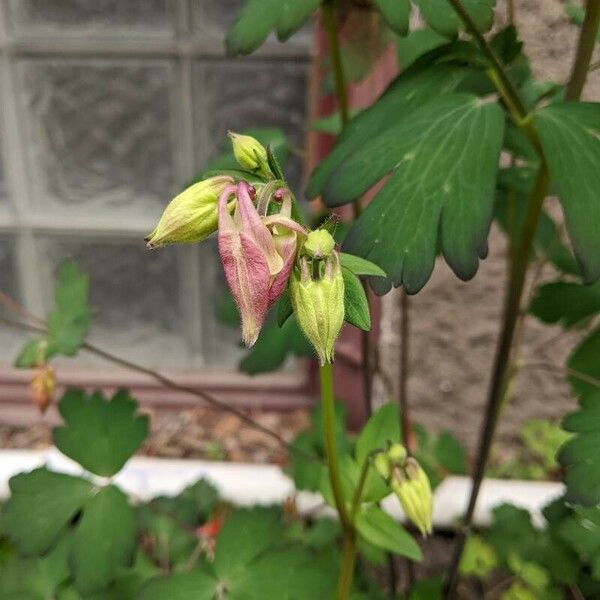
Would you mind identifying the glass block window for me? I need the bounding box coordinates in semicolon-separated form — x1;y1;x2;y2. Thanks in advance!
0;0;310;369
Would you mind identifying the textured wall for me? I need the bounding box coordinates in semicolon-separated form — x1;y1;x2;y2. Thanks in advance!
375;0;600;453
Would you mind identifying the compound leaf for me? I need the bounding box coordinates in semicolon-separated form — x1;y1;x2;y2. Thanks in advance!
339;95;504;293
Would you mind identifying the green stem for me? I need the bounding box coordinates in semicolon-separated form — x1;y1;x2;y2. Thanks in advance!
444;163;550;599
446;0;527;119
445;1;599;596
321;1;371;416
336;532;358;600
566;0;600;100
320;362;357;599
320;362;351;529
350;454;372;519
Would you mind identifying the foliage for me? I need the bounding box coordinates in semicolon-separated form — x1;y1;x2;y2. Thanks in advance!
15;262;90;367
460;499;600;599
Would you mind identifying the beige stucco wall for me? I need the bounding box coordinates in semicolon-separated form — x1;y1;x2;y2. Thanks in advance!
375;0;600;453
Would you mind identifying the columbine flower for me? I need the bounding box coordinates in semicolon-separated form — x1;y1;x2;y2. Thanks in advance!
218;181;305;346
289;247;345;365
228;132;271;179
375;444;433;536
146;176;234;248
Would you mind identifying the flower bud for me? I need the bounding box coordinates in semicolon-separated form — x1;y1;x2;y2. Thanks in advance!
145;175;233;248
387;443;407;465
30;365;55;414
373;452;391;481
290;252;345;365
302;229;336;259
390;457;433;536
228;132;271;178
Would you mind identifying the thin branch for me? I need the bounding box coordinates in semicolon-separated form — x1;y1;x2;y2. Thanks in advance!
0;306;318;462
566;0;600;100
398;290;412;451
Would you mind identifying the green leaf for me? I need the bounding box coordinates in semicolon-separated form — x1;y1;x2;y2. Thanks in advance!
396;28;449;69
307;58;472;200
557;506;600;558
0;468;93;554
277;289;293;327
568;327;600;398
53;389;148;477
71;485;136;594
530;280;600;327
413;0;496;37
225;545;337;600
225;0;318;55
434;431;468;474
342;267;371;331
14;339;44;368
560;391;600;506
340;253;387;278
46;262;91;357
310;109;362;135
533;103;600;283
340;95;504;293
213;508;282;579
355;402;401;466
355;506;422;561
459;535;497;578
239;315;313;374
138;572;217;600
408;578;444;600
276;0;320;41
0;534;71;600
374;0;410;36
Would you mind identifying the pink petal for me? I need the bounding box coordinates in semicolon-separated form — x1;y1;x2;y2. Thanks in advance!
268;232;297;307
236;182;283;276
262;214;307;237
218;229;271;347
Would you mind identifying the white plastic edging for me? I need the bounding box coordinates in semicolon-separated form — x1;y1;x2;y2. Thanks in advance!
0;448;565;529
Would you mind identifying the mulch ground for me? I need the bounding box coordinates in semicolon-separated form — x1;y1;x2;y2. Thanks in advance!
0;406;311;464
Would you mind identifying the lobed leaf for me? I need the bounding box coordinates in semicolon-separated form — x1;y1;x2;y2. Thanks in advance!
559;391;600;507
71;485;137;594
53;389;149;477
0;468;93;555
340;95;504;293
534;103;600;283
530;280;600;327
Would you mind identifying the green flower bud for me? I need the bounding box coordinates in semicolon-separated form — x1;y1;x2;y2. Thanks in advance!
228;132;270;178
290;252;345;365
146;176;233;248
390;457;433;536
302;229;336;259
373;452;391;481
387;443;407;465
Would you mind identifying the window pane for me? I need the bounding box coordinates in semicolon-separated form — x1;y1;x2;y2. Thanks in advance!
35;236;191;367
7;0;172;35
193;0;245;34
17;60;176;219
0;235;27;362
197;59;308;192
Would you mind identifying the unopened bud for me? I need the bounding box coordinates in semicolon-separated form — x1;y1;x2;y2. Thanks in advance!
387;443;407;465
303;229;336;259
145;176;233;248
391;457;433;536
228;132;270;178
290;253;345;365
30;365;55;414
373;452;391;481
